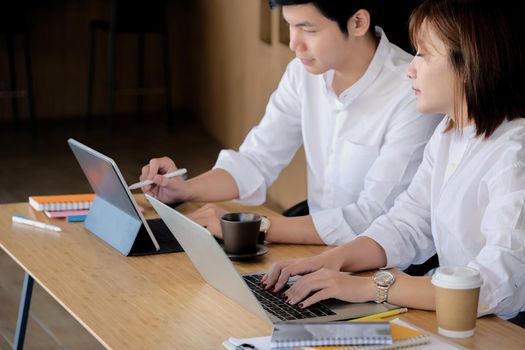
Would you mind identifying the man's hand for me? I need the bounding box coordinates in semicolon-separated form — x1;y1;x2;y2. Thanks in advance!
140;157;189;203
186;203;227;238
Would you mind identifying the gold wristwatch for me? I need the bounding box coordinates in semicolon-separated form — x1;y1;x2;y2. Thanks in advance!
258;215;271;243
373;270;395;303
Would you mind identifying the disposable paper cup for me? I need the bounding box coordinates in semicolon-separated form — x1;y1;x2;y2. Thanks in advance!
431;266;482;338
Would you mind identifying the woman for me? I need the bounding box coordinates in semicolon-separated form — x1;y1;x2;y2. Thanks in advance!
261;0;525;322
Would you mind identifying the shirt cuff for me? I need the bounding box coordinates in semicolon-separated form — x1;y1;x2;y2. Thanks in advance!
311;208;358;245
362;226;404;269
213;150;267;205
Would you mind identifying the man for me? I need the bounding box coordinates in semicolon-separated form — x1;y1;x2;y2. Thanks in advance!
139;1;442;245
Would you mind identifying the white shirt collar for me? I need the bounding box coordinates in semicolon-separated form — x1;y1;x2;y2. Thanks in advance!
323;26;392;105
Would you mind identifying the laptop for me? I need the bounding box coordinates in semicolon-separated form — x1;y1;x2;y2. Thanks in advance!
68;138;183;256
146;194;399;323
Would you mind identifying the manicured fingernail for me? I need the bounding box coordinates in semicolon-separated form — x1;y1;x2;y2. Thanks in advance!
298;303;304;308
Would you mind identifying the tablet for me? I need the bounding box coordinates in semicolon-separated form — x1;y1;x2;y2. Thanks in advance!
68;138;182;256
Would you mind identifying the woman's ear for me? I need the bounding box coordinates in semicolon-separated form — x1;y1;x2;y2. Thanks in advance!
348;9;371;37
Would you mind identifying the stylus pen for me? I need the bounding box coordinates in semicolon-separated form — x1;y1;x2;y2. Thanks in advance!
128;168;187;190
12;214;63;232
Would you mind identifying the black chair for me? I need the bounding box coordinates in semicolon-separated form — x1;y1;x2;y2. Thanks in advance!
509;312;525;329
282;200;309;217
403;254;439;276
86;0;173;134
0;3;37;138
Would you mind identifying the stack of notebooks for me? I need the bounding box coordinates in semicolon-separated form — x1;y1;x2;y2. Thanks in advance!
29;194;96;222
270;322;394;348
223;318;464;350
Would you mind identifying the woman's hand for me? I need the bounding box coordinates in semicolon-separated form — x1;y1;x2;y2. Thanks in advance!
282;269;375;308
260;252;342;293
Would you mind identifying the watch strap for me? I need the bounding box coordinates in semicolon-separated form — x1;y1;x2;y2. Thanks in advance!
258;216;270;244
375;286;389;304
373;271;395;304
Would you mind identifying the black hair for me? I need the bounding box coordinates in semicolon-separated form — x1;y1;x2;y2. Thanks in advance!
269;0;377;35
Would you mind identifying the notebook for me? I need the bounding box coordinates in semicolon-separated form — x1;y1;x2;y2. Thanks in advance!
44;209;90;218
223;319;438;350
147;194;400;324
67;138;183;256
29;194;95;211
311;320;431;350
270;322;392;348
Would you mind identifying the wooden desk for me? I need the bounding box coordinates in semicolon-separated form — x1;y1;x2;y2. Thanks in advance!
1;198;524;349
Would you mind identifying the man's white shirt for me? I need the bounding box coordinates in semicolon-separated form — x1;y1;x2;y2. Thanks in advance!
214;28;442;245
363;118;525;319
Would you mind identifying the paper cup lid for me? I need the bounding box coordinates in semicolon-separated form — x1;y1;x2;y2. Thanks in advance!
431;266;482;289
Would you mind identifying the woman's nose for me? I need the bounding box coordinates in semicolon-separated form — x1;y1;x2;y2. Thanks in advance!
407;60;417;79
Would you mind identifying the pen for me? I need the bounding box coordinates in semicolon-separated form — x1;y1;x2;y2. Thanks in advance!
349;307;408;322
128;168;187;190
12;214;62;232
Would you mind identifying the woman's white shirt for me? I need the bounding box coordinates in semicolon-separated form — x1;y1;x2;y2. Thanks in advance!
363;118;525;319
214;28;442;245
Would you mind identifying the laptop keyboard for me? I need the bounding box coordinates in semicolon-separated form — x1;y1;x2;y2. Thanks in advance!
243;274;336;321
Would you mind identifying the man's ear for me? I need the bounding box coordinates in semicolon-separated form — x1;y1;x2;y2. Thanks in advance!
348;9;371;37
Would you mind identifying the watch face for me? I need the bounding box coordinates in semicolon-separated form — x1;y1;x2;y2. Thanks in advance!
260;216;270;232
375;271;395;286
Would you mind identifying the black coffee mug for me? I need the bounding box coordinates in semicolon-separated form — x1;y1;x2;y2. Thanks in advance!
220;212;261;255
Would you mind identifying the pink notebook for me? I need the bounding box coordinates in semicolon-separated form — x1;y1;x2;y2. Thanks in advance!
45;210;90;218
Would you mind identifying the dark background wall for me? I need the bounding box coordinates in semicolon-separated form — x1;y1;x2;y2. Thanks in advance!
0;0;197;122
0;0;426;210
376;0;425;53
0;0;423;123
